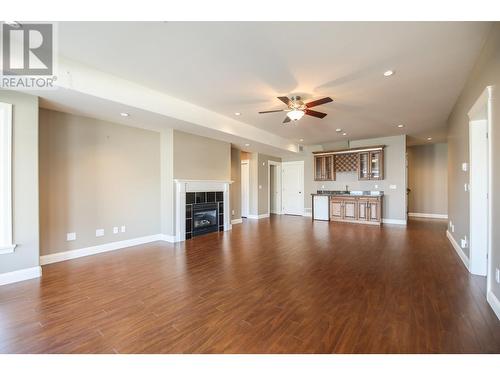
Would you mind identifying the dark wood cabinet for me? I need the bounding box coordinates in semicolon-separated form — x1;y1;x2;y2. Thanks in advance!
314;155;335;181
357;150;384;180
314;146;384;181
330;196;382;225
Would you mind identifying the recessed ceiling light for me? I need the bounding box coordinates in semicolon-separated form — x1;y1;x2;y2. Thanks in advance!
336;128;342;132
244;143;250;147
299;138;304;142
342;132;347;136
383;70;395;77
427;137;432;141
397;124;405;128
234;112;241;116
120;112;129;117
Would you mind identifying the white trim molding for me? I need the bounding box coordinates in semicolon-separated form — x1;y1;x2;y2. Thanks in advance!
231;218;243;225
382;219;407;225
487;291;500;321
303;208;312;217
247;213;270;220
0;266;42;286
408;212;448;219
446;230;470;271
40;234;164;265
0;102;16;254
174;179;232;242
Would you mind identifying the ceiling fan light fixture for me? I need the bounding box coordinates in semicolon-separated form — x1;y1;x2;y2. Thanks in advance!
287;109;305;121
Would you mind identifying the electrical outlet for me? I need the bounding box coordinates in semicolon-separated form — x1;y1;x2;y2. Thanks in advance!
496;268;500;284
464;183;469;192
66;232;76;241
389;185;397;189
113;227;119;234
121;226;126;233
231;210;235;215
96;229;104;237
461;236;468;249
462;163;468;172
374;184;379;189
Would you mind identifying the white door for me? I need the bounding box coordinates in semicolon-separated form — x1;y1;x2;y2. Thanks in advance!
469;120;488;276
241;161;250;218
282;161;304;216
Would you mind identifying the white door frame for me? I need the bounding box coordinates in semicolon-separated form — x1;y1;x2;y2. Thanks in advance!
281;160;305;216
241;160;250;218
268;161;282;215
467;86;494;294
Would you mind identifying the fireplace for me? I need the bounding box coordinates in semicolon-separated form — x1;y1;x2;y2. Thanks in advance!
192;202;218;236
184;190;224;239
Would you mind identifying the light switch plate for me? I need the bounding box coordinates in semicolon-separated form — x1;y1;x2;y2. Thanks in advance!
496;268;500;284
66;232;76;241
464;183;469;192
113;227;119;234
462;163;468;172
461;236;468;249
96;229;104;237
121;226;126;233
389;185;397;189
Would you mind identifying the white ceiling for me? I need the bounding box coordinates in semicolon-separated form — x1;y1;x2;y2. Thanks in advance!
53;21;490;146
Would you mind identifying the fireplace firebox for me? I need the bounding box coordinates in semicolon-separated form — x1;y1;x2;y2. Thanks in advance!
185;191;224;239
192;203;218;236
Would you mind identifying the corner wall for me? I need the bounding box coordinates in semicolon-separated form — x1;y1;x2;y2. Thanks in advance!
446;23;500;302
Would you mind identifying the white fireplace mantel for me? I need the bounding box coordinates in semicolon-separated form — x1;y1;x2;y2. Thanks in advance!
174;179;233;242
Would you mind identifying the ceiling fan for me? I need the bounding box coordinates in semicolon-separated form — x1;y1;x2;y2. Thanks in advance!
259;95;333;123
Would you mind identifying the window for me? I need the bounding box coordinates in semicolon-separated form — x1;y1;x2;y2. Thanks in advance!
0;102;15;254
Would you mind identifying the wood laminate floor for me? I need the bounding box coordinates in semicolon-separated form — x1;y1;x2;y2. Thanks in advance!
1;216;499;353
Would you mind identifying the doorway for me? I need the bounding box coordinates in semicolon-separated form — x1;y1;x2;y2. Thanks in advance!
268;161;282;215
467;86;493;288
281;161;304;216
241;160;250;218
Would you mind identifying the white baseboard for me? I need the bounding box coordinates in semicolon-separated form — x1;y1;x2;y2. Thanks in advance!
247;213;270;220
487;290;500;321
158;234;179;243
0;266;42;286
382;219;407;225
409;212;448;219
231;218;243;224
40;234;164;265
446;230;470;271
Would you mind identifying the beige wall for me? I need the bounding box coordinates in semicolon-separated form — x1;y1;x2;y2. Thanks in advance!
230;147;241;221
39;109;161;255
173;130;231;180
407;143;448;215
0;91;39;274
447;23;500;299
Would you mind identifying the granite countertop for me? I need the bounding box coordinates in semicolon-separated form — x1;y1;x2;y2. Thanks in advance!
311;190;384;197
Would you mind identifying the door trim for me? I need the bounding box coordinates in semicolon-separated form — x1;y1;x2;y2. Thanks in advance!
467;85;494;298
281;160;305;216
241;160;250;218
268;160;282;215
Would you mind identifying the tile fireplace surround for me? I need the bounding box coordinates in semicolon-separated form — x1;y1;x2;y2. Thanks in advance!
174;179;232;242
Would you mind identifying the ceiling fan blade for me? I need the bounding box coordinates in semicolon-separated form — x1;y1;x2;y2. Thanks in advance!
306;97;333;108
283;116;291;123
277;96;291;106
258;109;285;114
305;109;327;119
